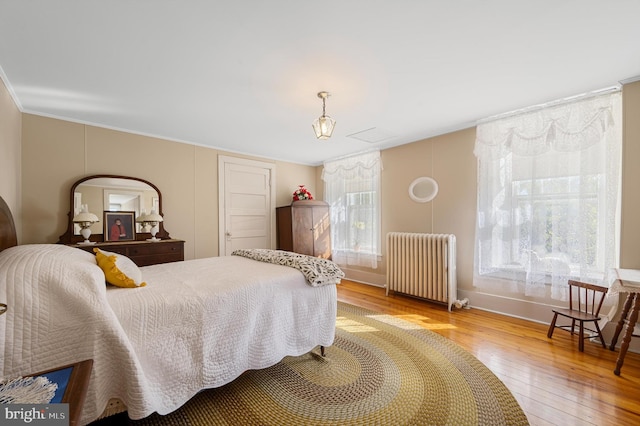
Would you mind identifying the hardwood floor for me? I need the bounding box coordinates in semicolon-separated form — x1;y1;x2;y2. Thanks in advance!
337;280;640;426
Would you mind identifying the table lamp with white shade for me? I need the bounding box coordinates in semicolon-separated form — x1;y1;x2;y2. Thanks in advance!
136;209;164;242
135;210;149;233
72;204;100;245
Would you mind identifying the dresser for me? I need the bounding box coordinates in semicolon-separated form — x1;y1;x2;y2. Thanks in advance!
276;200;331;259
70;239;185;267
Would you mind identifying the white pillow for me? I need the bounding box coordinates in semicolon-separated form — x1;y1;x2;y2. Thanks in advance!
94;248;145;288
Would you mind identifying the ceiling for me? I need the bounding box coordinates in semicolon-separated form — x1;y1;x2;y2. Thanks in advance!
1;1;639;166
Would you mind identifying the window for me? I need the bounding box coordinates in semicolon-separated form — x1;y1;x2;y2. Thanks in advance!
322;151;382;269
512;175;601;272
473;91;621;299
346;191;375;251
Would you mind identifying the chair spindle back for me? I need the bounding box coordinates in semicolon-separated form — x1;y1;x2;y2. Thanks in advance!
568;279;607;317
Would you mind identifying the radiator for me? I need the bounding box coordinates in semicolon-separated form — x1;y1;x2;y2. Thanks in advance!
386;232;457;311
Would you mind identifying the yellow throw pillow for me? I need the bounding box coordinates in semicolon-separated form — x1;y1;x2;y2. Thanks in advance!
94;248;146;288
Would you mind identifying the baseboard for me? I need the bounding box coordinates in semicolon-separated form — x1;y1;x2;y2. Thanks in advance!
457;289;552;323
341;268;385;287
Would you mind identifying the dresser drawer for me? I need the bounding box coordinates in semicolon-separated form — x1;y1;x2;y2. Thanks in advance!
134;252;184;267
73;245;128;256
127;240;184;266
127;241;182;256
103;246;128;256
68;239;185;267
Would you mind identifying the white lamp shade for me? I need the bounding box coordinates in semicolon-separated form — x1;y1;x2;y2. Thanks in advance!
135;210;148;223
145;210;163;223
72;205;99;224
312;115;336;140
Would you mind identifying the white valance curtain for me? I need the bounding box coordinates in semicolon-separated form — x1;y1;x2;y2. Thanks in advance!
473;91;622;299
322;150;382;269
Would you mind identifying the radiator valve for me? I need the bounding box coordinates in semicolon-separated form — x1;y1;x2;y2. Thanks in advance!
453;298;470;309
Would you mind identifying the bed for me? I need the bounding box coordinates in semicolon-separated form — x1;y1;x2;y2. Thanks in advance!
0;196;341;425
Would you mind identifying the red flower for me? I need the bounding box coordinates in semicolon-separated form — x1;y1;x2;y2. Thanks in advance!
292;185;313;201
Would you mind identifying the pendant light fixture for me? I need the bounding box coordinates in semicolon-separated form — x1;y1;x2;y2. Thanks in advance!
312;91;336;140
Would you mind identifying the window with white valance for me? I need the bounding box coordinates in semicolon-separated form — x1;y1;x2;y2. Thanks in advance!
322;150;382;269
473;91;622;300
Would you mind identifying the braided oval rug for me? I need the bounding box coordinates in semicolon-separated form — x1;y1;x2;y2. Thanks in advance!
101;302;529;426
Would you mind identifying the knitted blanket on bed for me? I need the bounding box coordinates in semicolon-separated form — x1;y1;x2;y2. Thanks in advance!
232;249;344;286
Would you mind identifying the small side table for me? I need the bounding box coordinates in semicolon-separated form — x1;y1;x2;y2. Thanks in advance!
30;359;93;426
608;269;640;376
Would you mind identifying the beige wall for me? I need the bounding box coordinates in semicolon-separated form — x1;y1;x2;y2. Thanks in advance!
0;77;22;241
620;80;640;269
335;128;477;291
275;162;318;207
20;114;319;260
14;80;640;323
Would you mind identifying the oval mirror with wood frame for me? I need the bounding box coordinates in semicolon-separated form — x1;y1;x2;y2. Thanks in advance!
58;174;171;244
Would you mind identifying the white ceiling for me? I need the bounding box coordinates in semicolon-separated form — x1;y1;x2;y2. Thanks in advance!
1;1;639;166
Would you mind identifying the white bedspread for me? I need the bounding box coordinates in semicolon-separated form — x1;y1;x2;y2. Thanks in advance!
0;245;337;424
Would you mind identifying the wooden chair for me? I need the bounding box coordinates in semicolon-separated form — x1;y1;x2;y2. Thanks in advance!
547;280;608;352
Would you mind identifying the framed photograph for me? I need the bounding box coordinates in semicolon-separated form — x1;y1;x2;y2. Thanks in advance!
104;211;136;242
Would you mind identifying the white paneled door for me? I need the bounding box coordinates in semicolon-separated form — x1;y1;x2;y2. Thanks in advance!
218;156;276;256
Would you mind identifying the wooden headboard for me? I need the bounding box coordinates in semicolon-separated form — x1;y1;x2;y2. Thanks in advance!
0;195;18;252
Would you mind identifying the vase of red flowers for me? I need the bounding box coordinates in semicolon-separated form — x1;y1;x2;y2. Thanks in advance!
292;185;313;202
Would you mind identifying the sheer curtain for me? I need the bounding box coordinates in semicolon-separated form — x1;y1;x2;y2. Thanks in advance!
473;91;621;299
322;150;382;269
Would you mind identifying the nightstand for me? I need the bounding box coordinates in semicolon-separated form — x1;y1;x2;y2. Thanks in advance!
31;359;93;426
